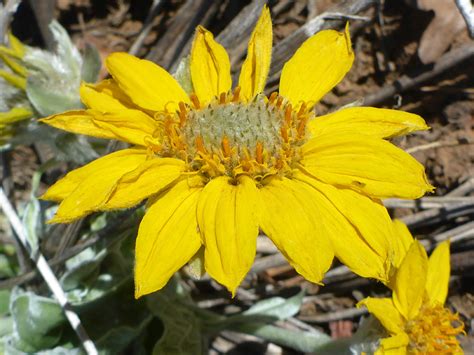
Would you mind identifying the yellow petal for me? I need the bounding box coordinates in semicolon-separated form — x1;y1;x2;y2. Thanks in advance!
0;107;32;124
294;173;389;282
103;158;184;210
88;79;137;108
41;110;116;141
79;83;127;111
105;52;189;112
41;148;147;202
190;26;232;105
0;69;26;89
0;52;27;77
238;6;272;101
279;25;354;109
378;334;409;354
48;149;148;223
259;177;334;284
426;240;450;305
135;180;201;298
391;219;414;269
298;173;392;280
302;133;434;199
308;107;429;139
393;240;428;320
8;32;26;57
0;44;21;59
41;109;158;146
92;111;159;146
197;176;259;295
357;297;404;334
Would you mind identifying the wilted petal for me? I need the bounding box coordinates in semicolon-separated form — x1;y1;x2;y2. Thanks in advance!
238;6;272;101
190;26;232;105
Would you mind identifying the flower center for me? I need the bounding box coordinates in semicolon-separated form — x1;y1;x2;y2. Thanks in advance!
405;303;464;354
150;88;311;181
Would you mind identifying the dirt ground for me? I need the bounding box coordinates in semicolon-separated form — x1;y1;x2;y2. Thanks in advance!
4;0;474;353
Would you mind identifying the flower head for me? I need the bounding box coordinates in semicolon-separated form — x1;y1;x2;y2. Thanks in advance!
41;7;433;297
0;31;27;90
0;22;99;147
359;222;464;354
0;32;33;144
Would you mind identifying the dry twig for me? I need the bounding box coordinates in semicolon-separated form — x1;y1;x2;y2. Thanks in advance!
406;139;474;154
146;0;221;70
363;43;474;106
268;0;377;82
384;196;474;209
0;0;21;42
299;307;367;323
128;0;164;56
455;0;474;38
0;188;98;355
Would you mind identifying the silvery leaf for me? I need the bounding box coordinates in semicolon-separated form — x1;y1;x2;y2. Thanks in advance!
49;20;82;81
242;290;304;320
81;43;101;83
9;291;65;352
19;171;43;254
26;77;82;116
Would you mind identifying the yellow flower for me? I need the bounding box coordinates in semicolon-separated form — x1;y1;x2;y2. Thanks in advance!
41;7;433;297
0;32;28;90
0;33;33;144
0;107;33;144
359;224;464;354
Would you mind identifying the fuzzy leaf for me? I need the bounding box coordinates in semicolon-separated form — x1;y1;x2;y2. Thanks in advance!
26;77;82;116
81;43;102;83
20;171;43;254
243;290;304;320
53;133;98;165
236;323;331;353
0;289;11;316
60;248;106;291
146;278;203;355
10;292;66;351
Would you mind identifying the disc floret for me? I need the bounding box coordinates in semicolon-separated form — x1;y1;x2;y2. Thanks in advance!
152;88;312;181
406;302;464;354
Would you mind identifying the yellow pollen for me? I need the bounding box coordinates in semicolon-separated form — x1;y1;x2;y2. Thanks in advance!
405;303;464;354
232;86;241;102
150;91;313;180
178;102;187;127
284;104;292;126
219;92;227;104
221;136;231;157
195;135;206;154
255;142;264;164
276;96;283;108
268;92;278;105
190;93;200;109
280;124;289;143
298;102;307;117
297;115;308;137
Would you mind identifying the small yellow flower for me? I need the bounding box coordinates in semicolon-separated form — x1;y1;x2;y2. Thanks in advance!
0;32;28;90
0;33;33;144
0;107;33;144
41;7;433;297
359;223;464;354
